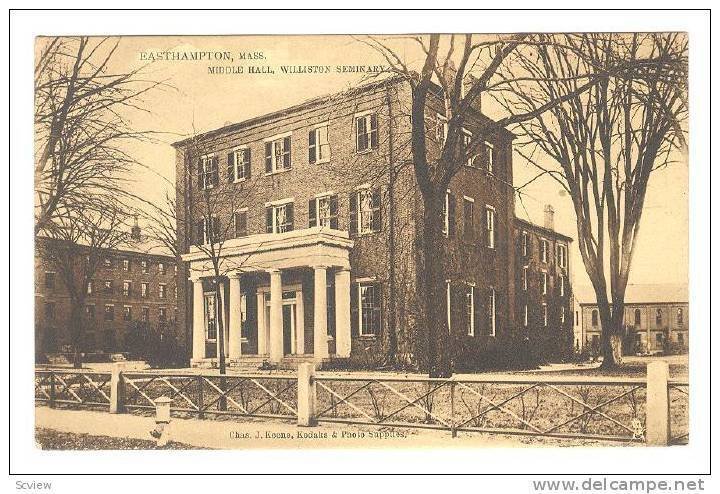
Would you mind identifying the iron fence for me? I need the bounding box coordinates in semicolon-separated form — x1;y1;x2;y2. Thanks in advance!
35;369;112;408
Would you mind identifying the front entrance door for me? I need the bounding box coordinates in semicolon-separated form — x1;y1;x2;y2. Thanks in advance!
282;303;295;355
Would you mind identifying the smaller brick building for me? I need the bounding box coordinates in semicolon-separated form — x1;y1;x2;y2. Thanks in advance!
35;231;178;360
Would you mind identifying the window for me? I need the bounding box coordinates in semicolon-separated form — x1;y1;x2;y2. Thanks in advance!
442;191;455;237
141;260;149;274
542;303;548;327
103;257;112;268
465;285;475;336
678;332;685;345
103;280;113;294
575;310;579;326
560;306;566;324
434;114;448;147
358;283;381;336
204;294;217;340
463;197;474;239
141;307;150;322
462;130;477;167
87;281;94;295
159;307;167;322
44;272;55;290
485;206;495;248
104;305;114;321
122;281;132;297
123;306;132;321
481;141;494;174
196;216;220;244
522;231;529;257
677;308;684;326
309;125;331;164
228;147;251;182
233;210;248;237
266;201;294;234
522;266;528;291
446;281;452;333
198;154;219;190
656;308;663;327
591;309;599;327
141;283;149;298
634;309;642;326
158;262;166;275
355;113;378;152
541;239;550;263
559;275;565;297
264;135;292;173
86;305;95;320
309;194;339;229
122;259;130;271
557;244;568;269
523;304;528;327
541;272;548;295
351;188;381;235
488;288;496;336
159;284;167;299
44;302;55;321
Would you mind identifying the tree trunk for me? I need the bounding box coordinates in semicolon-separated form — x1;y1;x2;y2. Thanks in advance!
421;191;452;378
69;300;84;369
214;277;228;411
599;306;623;369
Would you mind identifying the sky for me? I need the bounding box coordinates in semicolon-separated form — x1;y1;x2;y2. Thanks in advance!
98;34;688;290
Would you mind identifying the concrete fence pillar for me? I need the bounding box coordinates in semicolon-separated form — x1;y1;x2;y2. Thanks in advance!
109;363;125;414
297;362;317;426
646;361;670;446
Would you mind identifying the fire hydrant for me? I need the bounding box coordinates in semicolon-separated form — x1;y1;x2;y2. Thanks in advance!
150;396;173;447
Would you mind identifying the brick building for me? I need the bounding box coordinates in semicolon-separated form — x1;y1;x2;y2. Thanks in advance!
35;230;178;359
513;208;574;362
173;77;570;370
576;284;688;355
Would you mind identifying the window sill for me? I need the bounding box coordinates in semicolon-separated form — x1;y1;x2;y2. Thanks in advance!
355;148;376;156
264;168;292;177
313;158;331;165
233;177;247;184
357;334;377;340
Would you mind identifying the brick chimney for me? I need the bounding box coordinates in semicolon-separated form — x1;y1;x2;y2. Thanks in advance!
544;204;555;231
131;214;141;241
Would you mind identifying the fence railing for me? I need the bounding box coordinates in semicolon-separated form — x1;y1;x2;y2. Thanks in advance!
34;361;687;445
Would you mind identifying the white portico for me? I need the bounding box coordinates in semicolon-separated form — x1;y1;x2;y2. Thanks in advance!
182;227;354;367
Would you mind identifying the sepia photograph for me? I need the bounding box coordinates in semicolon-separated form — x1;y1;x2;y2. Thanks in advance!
8;6;712;487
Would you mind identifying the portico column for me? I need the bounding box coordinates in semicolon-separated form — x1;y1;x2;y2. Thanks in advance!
313;266;329;359
191;278;205;361
228;273;242;359
268;269;283;363
335;269;351;358
257;291;267;356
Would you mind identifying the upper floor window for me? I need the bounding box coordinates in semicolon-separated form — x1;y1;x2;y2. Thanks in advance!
522;231;529;257
485;206;495;249
264;135;291;174
87;281;94;295
141;307;150;322
44;272;55;290
122;259;130;271
122;281;132;297
523;304;529;327
196;216;220;245
677;308;684;326
541;271;548;295
481;141;494;174
123;306;132;322
159;307;167;322
86;305;96;320
228;147;251;182
358;282;381;336
159;284;167;299
309;125;331;164
656;308;663;326
634;308;641;326
557;244;568;269
442;191;456;237
141;282;149;298
309;194;339;229
559;275;565;297
103;280;113;294
104;304;114;321
198;155;219;190
522;266;528;291
158;262;166;275
542;303;548;327
541;239;550;263
355;113;378;153
266;201;294;234
463;197;475;239
465;285;475;337
488;288;496;336
591;309;599;327
233;210;248;238
103;257;112;268
434;114;448;147
141;260;149;274
350;188;381;235
462;130;477;167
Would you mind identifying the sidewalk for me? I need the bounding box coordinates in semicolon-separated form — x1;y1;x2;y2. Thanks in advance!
34;406;593;449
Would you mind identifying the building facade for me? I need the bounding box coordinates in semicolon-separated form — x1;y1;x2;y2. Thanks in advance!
35;234;178;359
513;210;574;361
577;284;688;355
174;77;570;370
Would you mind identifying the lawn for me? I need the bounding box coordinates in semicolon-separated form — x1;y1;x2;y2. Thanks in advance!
35;428;206;450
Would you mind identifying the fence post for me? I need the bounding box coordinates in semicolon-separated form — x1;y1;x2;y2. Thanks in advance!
297;363;317;426
450;380;457;438
49;371;56;409
109;363;125;414
197;375;204;419
646;361;670;446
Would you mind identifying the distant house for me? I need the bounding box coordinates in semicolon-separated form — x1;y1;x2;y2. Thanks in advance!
575;283;688;355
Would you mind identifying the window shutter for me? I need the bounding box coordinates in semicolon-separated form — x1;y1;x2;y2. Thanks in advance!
349;192;358;235
356;117;366;151
447;194;456;237
369;113;378;149
373;282;383;336
308;129;316;164
473;289;483;335
308;199;317;228
285;202;294;231
329;195;339;229
283;136;292;168
197;158;204;190
265;207;273;233
265;142;273;173
371;188;382;232
211;157;219;186
227;152;235;182
244;149;252;179
350;282;359;338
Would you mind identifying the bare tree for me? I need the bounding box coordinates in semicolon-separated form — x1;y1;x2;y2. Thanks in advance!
34;36;167;235
138;191;179;258
38;197;131;367
361;34;613;376
493;33;688;367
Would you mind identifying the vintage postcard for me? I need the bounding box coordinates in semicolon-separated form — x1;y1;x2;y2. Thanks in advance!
31;31;690;453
